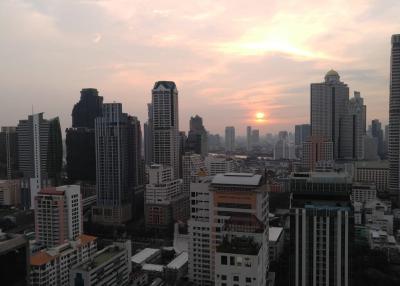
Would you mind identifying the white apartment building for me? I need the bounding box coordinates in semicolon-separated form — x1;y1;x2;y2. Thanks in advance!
34;186;82;248
30;234;97;286
70;240;132;286
204;155;236;176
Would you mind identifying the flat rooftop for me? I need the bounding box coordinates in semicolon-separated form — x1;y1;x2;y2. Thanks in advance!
269;227;283;242
212;173;262;186
166;252;188;269
131;248;160;265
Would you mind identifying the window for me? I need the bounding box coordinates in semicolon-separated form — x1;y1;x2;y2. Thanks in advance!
221;275;227;280
230;256;235;265
221;256;227;265
246;277;252;283
233;275;239;281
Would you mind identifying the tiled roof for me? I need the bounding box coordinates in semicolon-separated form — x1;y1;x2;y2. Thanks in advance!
30;251;54;266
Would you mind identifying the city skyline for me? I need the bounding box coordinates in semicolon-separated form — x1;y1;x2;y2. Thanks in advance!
1;1;400;134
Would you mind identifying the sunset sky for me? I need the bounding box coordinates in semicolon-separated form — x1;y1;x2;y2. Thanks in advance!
1;0;399;135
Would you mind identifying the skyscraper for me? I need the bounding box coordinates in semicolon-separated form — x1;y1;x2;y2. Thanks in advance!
151;81;180;179
311;70;349;159
34;185;82;247
66;88;103;183
144;103;154;166
389;34;400;201
186;115;208;157
0;127;19;179
371;119;384;159
17;113;62;208
246;126;252;151
92;103;140;224
289;172;353;286
251;129;260;147
224;126;235;152
295;124;311;146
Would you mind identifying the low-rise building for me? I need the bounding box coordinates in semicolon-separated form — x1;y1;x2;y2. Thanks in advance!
70;240;131;286
352;182;377;204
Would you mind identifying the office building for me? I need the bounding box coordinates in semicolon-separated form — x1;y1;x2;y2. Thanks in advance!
0;231;30;286
92;103;141;224
251;129;260;147
189;173;270;286
225;126;235;153
311;70;349;159
182;153;207;193
30;234;97;286
246;126;252;151
34;186;82;247
186;115;208;157
301;136;333;171
17;113;63;208
208;133;222;152
144;103;154;166
362;135;380;160
371;119;384;159
70;241;131;286
204;155;236;176
0;179;21;206
151;81;180;179
145;164;187;232
295;124;311;146
354;161;388;194
0;127;19;179
71;88;103;129
389;34;400;201
289;172;353;286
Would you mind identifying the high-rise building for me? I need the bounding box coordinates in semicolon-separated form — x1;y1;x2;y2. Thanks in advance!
144;103;154;166
34;185;82;247
144;164;187;232
92;103;141;224
186;115;208;157
66;88;103;183
289;172;353;286
70;240;131;286
0;231;30;286
182;153;207;193
71;88;103;129
224;126;235;153
371;119;384;159
295;124;311;146
188;173;270;286
274;135;290;160
17;113;63;208
311;70;349;159
208;133;222;152
246;126;252;151
0;127;19;180
301;136;333;171
251;129;260;147
151;81;180;179
388;34;400;201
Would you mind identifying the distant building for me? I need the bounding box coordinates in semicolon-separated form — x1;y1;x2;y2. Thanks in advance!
70;240;131;286
17;113;63;208
186;115;208;157
144;103;154;166
0;231;30;286
34;186;82;247
371;119;384;159
30;235;97;286
0;127;19;179
208;133;222;152
301;136;333;171
354;161;388;194
224;126;235;153
151;81;180;179
352;182;377;205
295;124;311;146
182;153;207;194
274;133;289;160
251;129;260;147
246;126;252;151
204;155;236;176
0;179;21;206
289;172;353;286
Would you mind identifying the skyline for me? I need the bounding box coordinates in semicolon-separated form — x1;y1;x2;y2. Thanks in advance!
1;0;400;135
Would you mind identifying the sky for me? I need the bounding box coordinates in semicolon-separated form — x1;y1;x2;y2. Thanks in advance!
0;0;399;136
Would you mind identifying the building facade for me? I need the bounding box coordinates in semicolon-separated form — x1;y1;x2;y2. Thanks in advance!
0;127;19;179
224;127;235;153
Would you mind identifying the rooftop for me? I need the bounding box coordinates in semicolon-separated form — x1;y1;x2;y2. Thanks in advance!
212;173;262;186
131;248;160;265
217;237;261;256
30;251;54;266
166;252;188;269
269;227;283;242
142;263;164;272
38;187;64;196
153;81;176;90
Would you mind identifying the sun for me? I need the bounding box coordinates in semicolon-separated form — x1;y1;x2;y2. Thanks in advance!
255;112;265;120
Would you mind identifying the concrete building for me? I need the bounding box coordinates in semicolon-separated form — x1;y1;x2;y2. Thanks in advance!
371;119;384;159
268;227;284;263
0;126;19;180
251;129;260;148
70;240;131;286
354;161;388;194
389;34;400;201
352;182;377;205
30;234;97;286
365;199;393;235
246;126;252;151
93;103;142;224
182;153;207;194
289;172;353;286
0;231;30;286
186;115;208;157
151;81;180;179
188;173;270;286
311;70;349;159
362;135;380;160
17;113;63;208
204;155;236;176
144;103;154;166
0;179;21;206
301;136;333;171
34;186;82;248
224;126;235;153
